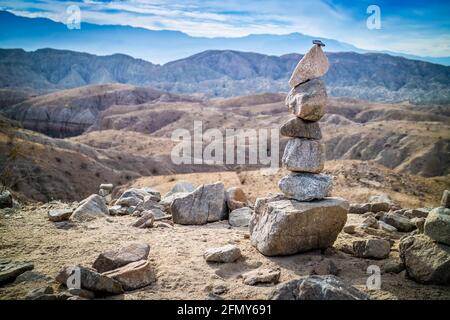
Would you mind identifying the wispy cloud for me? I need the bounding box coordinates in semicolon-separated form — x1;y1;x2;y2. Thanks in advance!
1;0;449;56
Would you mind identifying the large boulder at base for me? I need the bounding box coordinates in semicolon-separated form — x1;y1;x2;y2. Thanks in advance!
399;234;450;285
225;187;249;211
278;173;332;201
282;138;325;173
48;209;73;222
288;44;330;88
0;260;34;285
352;239;391;259
285;78;327;121
71;195;109;222
56;265;123;295
102;260;156;291
424;207;450;245
229;207;253;227
269;275;369;300
380;212;415;232
280;116;322;139
171;182;227;225
92;242;150;273
164;181;195;198
0;190;13;209
250;197;348;256
204;245;242;263
441;190;450;208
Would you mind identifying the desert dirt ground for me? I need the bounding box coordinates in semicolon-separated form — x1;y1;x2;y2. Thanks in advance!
1;164;450;300
1;204;450;300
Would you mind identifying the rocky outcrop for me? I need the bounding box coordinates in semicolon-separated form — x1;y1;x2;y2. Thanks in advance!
3;84;187;138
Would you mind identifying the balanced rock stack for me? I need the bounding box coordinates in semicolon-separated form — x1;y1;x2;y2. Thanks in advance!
279;40;330;201
250;41;349;256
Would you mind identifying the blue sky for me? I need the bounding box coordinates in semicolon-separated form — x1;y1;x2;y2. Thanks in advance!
1;0;449;57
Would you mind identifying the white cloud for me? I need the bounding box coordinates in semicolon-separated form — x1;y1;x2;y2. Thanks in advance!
1;0;449;56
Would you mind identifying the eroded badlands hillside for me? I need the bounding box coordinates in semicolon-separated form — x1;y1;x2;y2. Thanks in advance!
0;85;448;202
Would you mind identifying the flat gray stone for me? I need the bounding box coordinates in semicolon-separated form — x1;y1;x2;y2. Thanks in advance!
353;239;391;259
48;209;73;222
278;173;332;201
204;245;241;263
381;212;415;232
92;242;150;273
102;260;156;291
282;138;325;173
242;268;280;286
280;116;322;139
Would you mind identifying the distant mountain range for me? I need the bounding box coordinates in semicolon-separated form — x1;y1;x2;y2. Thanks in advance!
1;10;449;66
1;48;449;104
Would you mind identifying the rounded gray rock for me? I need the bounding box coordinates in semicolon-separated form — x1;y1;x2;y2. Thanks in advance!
285;78;327;121
278;173;332;201
282;138;325;173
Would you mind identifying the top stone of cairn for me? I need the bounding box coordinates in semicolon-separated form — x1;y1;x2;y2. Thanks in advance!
288;42;329;88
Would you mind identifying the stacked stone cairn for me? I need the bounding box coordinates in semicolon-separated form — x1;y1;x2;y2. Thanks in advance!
249;41;349;256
